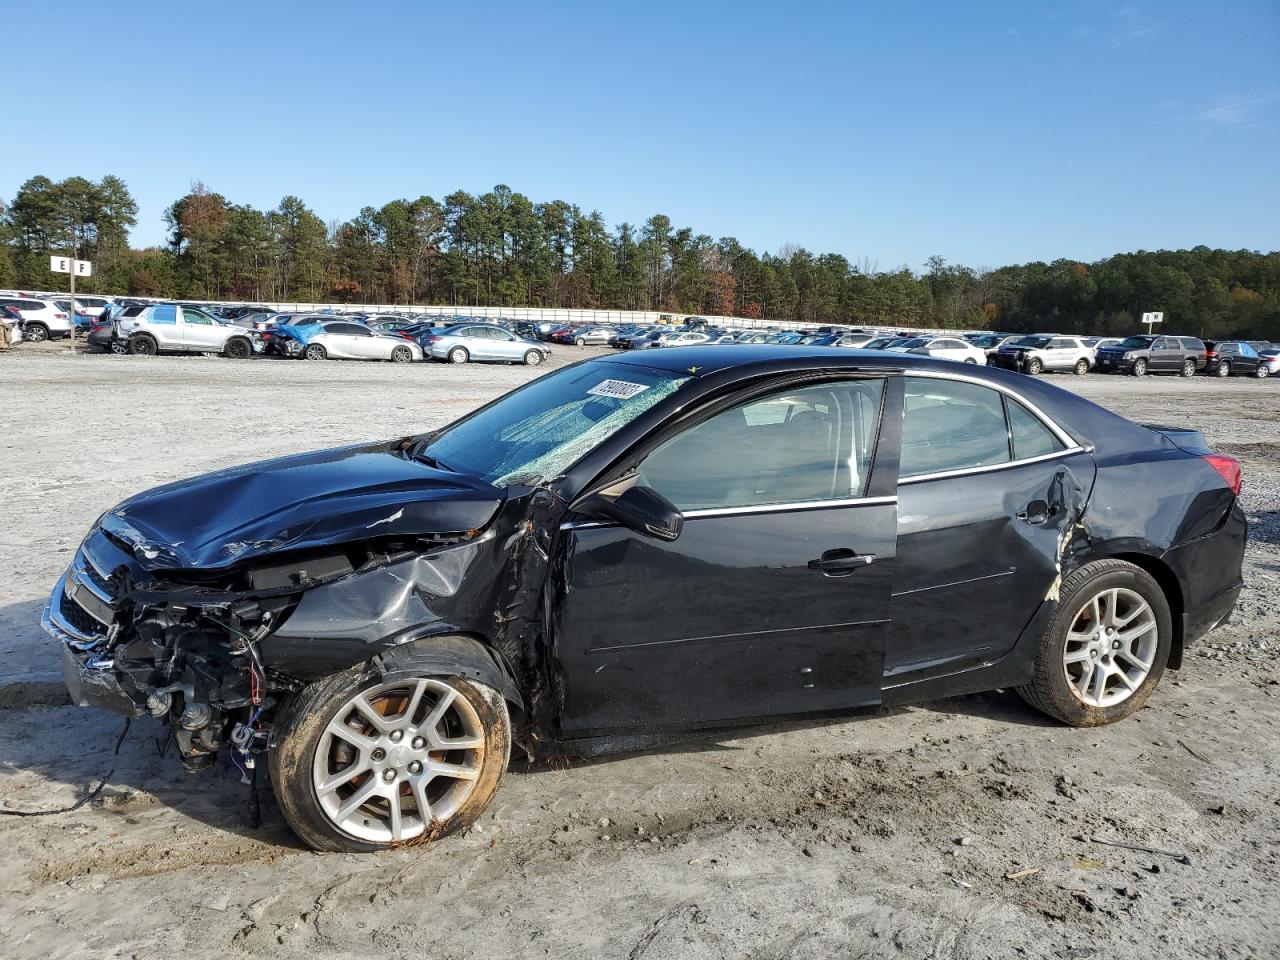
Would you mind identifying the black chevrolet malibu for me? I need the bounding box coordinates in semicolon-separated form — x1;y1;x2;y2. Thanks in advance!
45;346;1246;851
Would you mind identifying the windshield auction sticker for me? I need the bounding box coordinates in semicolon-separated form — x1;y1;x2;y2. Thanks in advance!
587;379;650;400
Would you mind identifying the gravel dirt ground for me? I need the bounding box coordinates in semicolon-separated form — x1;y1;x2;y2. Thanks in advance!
1;343;1276;960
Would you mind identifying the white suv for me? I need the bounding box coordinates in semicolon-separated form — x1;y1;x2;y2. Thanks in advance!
116;304;256;358
0;296;72;341
992;333;1095;376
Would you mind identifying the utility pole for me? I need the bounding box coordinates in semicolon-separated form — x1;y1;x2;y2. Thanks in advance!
68;229;76;354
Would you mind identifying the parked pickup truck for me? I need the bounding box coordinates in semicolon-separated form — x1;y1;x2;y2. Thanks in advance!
1093;335;1207;377
115;303;256;358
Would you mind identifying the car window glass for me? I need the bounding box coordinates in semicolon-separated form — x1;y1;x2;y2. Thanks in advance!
1240;343;1259;358
182;309;214;325
150;305;178;324
901;378;1010;479
1006;398;1064;460
638;379;885;510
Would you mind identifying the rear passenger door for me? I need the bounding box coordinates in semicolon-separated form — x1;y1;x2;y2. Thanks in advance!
1151;338;1179;372
887;376;1095;686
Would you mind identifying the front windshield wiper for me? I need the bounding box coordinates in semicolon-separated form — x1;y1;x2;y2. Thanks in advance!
413;449;456;472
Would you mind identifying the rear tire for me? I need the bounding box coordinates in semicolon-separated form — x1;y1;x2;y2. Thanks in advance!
1216;361;1230;378
109;339;129;356
390;345;413;363
268;662;510;853
128;334;157;356
448;347;469;364
1255;364;1270;379
1074;358;1089;376
964;357;977;364
24;323;50;343
304;343;328;361
574;337;586;346
1180;359;1196;378
1132;357;1147;377
1017;559;1171;726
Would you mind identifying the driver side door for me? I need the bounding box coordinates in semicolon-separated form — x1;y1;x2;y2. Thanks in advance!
554;376;898;736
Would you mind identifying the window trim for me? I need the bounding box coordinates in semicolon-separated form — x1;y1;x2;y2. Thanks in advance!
897;370;1084;485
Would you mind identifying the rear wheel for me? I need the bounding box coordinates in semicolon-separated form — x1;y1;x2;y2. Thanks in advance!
1025;357;1043;375
1254;363;1270;378
1018;559;1171;726
390;345;414;363
223;337;252;360
24;323;50;343
1132;357;1147;377
128;334;157;356
574;337;586;346
448;347;469;364
524;349;543;366
1073;358;1089;376
1216;361;1230;378
304;343;328;361
1180;358;1196;378
109;338;129;356
268;663;510;852
963;357;977;364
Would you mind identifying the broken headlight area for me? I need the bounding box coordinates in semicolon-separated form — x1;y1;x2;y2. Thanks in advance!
44;525;466;775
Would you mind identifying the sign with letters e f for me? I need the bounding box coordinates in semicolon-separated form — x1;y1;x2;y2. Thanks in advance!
50;256;92;277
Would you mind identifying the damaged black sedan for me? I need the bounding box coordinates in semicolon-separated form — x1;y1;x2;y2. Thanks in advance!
44;346;1246;851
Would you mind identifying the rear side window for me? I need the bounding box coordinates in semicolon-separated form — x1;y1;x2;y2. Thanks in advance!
1006;398;1064;460
1180;338;1205;350
149;305;178;324
901;379;1009;478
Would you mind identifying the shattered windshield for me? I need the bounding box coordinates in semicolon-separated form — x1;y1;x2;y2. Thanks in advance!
419;362;691;486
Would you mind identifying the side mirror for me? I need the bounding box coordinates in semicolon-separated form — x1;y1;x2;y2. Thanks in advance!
576;485;683;542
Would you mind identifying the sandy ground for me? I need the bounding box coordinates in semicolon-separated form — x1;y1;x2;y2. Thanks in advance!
0;342;1277;960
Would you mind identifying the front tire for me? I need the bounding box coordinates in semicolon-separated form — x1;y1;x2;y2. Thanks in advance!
223;337;252;360
269;664;510;853
1025;357;1043;375
1018;559;1171;726
1132;357;1148;377
524;349;543;366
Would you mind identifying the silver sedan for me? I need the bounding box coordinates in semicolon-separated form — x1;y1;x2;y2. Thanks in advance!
425;324;552;365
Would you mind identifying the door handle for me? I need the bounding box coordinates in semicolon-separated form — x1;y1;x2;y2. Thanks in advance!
1017;500;1056;525
808;548;877;576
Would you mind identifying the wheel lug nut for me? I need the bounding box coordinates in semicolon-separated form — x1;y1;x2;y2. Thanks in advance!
389;730;404;743
372;748;386;761
412;737;425;750
382;769;396;783
408;760;422;774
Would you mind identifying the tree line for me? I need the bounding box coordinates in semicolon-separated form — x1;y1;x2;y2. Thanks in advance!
2;175;1278;339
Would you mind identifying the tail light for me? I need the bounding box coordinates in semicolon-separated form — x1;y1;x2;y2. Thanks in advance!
55;312;67;320
261;332;273;340
1203;454;1242;496
1205;350;1217;359
425;335;442;343
398;332;413;340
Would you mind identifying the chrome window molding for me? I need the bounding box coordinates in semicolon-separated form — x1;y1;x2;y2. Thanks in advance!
898;446;1087;486
561;495;897;530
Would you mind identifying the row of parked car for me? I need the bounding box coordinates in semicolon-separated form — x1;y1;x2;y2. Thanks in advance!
5;290;1278;379
532;320;1280;379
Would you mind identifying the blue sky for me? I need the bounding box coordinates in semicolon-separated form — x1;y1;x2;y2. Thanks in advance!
3;0;1277;269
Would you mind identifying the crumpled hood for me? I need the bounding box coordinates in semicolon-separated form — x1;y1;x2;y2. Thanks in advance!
100;441;504;571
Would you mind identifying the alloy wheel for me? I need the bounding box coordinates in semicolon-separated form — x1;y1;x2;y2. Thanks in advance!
1181;359;1195;377
25;325;48;342
1217;362;1230;378
1063;587;1158;708
312;678;486;844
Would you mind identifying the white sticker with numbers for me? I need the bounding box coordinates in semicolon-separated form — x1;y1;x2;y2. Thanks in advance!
586;379;650;400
